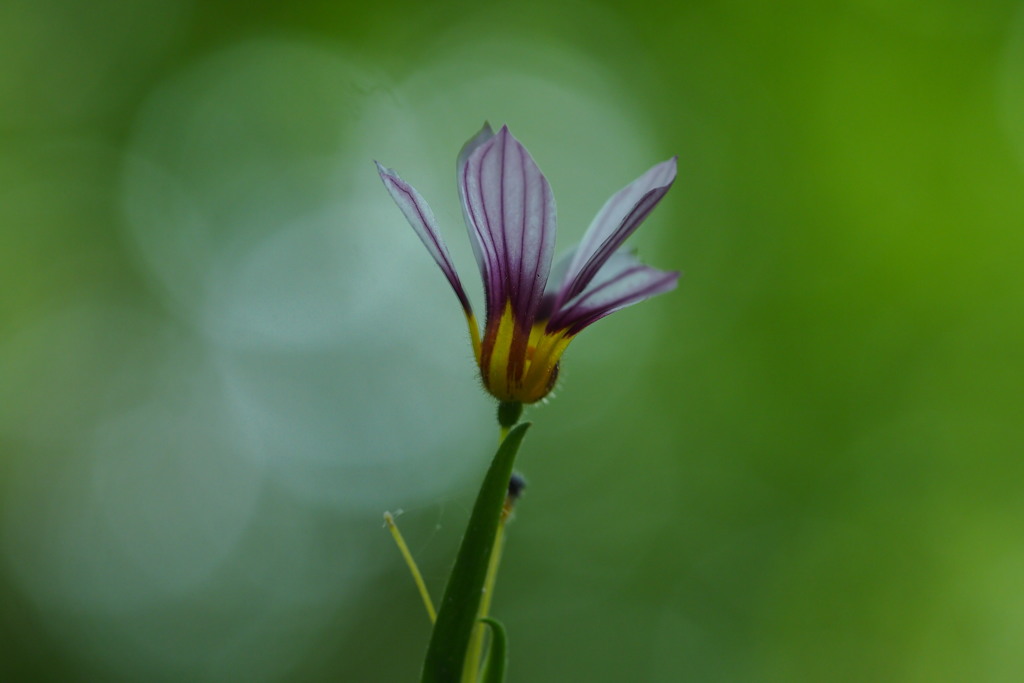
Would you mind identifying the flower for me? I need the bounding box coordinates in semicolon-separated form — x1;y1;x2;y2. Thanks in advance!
376;124;679;404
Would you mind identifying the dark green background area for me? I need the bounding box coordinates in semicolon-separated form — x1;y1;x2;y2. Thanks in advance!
2;1;1023;681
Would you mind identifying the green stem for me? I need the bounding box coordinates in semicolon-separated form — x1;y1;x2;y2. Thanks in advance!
461;514;507;682
420;422;530;683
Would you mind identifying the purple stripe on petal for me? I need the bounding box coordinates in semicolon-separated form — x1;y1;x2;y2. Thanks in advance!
536;247;576;321
555;157;677;311
457;122;496;175
376;161;472;313
461;125;556;326
549;250;679;335
457;123;496;290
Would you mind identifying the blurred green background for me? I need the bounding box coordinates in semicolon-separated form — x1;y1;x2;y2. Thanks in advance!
2;0;1023;681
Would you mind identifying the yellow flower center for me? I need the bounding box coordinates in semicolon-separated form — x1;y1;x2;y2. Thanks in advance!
475;302;572;403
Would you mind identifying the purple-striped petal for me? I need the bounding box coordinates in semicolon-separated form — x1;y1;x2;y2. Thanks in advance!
457;122;496;179
536;247;575;321
460;125;557;325
549;250;679;335
376;161;472;312
457;123;496;293
555;157;677;312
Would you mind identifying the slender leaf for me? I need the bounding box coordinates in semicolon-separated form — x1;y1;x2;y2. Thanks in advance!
478;618;507;683
420;422;530;683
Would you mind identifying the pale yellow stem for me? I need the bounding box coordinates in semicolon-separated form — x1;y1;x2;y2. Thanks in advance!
384;511;436;623
478;517;507;624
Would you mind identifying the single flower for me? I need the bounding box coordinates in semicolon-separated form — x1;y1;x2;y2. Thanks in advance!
376;124;679;404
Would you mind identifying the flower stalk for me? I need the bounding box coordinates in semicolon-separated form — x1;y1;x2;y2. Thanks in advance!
461;467;524;682
420;423;530;683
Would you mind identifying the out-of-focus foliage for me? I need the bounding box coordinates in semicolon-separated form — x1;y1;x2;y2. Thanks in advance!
2;0;1022;681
